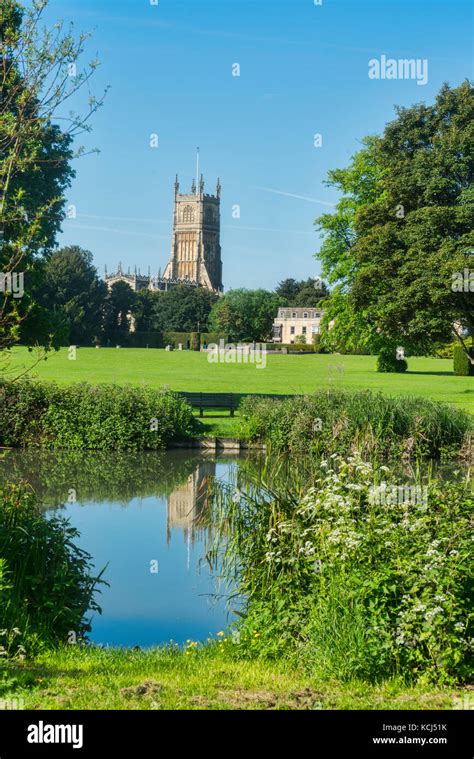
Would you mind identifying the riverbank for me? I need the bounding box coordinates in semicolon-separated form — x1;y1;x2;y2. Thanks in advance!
3;645;469;710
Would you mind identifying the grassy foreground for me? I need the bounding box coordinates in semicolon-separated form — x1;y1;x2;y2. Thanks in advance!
7;347;474;411
2;646;468;711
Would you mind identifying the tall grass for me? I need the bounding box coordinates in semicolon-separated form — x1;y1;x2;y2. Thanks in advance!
0;484;106;653
208;455;473;684
239;390;473;459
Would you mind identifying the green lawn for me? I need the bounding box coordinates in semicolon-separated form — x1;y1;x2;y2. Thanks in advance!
6;347;473;410
2;645;467;710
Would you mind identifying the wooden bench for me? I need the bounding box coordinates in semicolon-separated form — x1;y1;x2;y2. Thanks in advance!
178;392;236;417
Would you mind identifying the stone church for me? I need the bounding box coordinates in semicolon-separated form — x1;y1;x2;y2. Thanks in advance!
105;175;223;293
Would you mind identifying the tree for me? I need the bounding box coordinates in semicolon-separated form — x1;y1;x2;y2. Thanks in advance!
315;136;384;354
276;277;329;307
316;82;474;365
146;285;218;333
36;246;107;345
0;0;106;358
103;281;136;343
210;289;284;342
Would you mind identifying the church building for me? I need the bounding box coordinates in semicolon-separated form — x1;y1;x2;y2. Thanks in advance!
105;175;223;294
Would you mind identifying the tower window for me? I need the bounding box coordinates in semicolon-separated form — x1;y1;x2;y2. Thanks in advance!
183;205;195;222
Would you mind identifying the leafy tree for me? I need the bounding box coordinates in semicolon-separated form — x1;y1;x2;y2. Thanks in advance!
315;136;384;354
103;281;136;343
276;277;329;307
316;83;474;366
210;288;284;342
36;246;107;345
0;0;106;358
146;285;218;333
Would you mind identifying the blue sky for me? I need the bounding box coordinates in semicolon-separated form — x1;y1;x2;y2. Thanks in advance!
44;0;473;289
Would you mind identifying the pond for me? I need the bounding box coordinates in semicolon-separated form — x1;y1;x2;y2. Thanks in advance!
0;449;245;648
0;448;469;650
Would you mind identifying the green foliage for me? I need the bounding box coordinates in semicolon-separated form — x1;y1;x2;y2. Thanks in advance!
0;381;199;449
0;0;104;351
133;285;218;334
377;348;408;373
238;390;472;459
210;289;284;342
190;332;200;351
0;483;105;653
122;330;164;348
211;456;473;683
316;83;474;358
453;345;474;376
35;246;108;346
276;278;329;307
163;331;191;348
103;281;136;343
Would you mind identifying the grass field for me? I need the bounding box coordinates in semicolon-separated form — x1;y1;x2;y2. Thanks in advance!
4;347;473;436
3;645;468;710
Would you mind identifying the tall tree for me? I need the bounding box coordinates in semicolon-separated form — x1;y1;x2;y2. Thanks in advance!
210;288;284;342
0;0;106;359
276;277;329;307
142;285;218;333
103;281;136;343
316;82;474;364
37;246;107;344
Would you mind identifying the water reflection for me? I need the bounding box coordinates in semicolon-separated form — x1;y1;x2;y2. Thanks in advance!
0;449;242;648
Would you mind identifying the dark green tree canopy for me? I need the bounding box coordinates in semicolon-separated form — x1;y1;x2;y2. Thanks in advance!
36;246;107;345
210;288;284;342
276;277;329;307
316;82;474;361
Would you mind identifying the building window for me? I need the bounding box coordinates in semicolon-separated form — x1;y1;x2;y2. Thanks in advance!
303;312;308;318
292;312;296;318
290;326;295;335
183;205;195;222
302;326;307;334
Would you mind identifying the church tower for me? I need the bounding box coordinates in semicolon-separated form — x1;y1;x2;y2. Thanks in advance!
162;175;223;292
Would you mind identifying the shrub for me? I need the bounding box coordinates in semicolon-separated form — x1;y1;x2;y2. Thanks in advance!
238;390;472;459
0;484;105;653
0;381;200;450
453;345;474;376
211;456;473;684
377;348;408;373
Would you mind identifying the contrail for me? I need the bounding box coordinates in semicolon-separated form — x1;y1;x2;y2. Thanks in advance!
254;187;335;207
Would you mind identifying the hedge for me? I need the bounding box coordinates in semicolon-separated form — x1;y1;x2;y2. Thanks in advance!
0;381;200;450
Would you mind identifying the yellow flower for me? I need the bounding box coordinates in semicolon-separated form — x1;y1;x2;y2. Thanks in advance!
217;631;225;636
